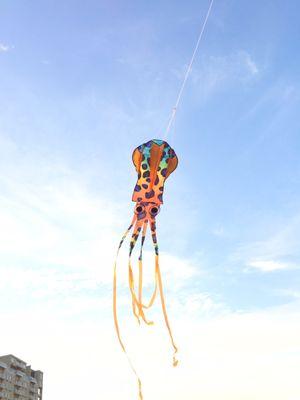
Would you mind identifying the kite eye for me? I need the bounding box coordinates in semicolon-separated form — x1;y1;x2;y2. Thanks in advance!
150;206;160;217
135;204;144;214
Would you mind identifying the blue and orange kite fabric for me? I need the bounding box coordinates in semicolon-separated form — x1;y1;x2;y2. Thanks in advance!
113;139;179;399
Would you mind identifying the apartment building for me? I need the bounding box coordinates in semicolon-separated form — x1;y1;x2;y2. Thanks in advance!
0;355;43;400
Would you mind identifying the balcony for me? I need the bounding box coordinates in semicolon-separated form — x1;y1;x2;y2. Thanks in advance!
10;358;26;371
14;388;24;396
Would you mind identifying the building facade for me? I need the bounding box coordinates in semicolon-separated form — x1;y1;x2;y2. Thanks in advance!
0;355;43;400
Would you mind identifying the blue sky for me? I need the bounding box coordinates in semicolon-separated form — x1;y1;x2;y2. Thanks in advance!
1;1;300;399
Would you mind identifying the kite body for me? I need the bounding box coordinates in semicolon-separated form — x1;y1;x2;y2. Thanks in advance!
113;139;178;399
132;139;178;204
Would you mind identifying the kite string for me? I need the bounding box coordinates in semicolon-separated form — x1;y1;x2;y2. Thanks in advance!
164;0;214;138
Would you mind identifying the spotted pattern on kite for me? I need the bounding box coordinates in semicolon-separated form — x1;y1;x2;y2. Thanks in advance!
132;139;178;205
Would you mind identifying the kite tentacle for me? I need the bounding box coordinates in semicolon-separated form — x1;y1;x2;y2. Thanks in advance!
128;219;155;325
138;219;148;311
136;219;155;325
135;218;158;312
128;219;144;324
113;215;143;400
150;220;179;367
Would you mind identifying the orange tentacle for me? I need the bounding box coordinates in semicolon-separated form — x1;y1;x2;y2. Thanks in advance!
128;219;155;325
128;219;144;324
137;219;155;325
150;220;179;367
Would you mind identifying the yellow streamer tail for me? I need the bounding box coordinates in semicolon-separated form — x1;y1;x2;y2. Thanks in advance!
113;215;179;400
129;219;158;325
150;221;179;367
113;215;144;400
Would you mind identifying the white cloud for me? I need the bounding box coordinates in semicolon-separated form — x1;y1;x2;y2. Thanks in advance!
242;50;259;75
247;259;291;272
172;50;260;103
211;225;225;237
1;301;300;400
0;43;10;52
239;80;299;124
278;289;300;300
233;213;300;274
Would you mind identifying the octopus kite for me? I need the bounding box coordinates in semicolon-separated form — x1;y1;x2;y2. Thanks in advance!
113;139;178;399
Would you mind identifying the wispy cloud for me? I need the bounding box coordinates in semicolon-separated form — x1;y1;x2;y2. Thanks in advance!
232;212;300;274
211;225;225;237
247;259;291;272
242;50;259;75
171;50;260;103
278;289;300;300
240;80;299;124
0;43;11;52
1;299;300;400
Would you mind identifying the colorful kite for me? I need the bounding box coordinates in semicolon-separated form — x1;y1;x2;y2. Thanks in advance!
112;2;214;397
113;139;178;399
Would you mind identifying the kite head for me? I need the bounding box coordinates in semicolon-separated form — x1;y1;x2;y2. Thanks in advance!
132;139;178;214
